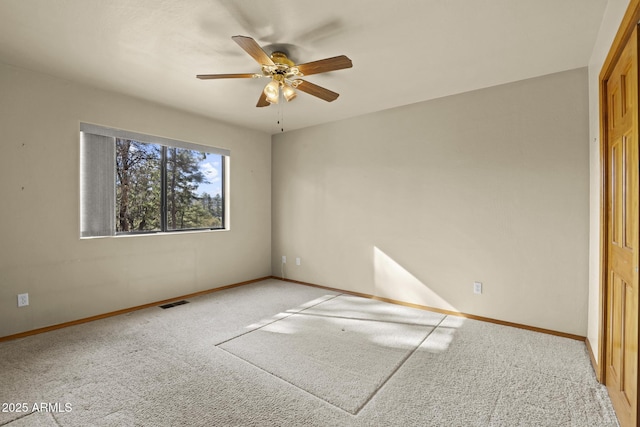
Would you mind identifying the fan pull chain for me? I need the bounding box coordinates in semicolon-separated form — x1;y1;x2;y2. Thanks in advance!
280;93;284;132
271;94;285;133
280;106;285;133
276;101;284;133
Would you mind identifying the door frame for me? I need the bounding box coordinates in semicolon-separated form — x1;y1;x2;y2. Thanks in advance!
599;0;640;392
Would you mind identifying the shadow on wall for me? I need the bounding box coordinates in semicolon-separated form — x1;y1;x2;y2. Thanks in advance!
373;246;458;312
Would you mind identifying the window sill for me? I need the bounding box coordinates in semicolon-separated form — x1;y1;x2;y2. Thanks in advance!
80;228;229;240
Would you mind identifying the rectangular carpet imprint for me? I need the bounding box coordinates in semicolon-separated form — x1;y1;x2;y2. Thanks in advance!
218;294;446;414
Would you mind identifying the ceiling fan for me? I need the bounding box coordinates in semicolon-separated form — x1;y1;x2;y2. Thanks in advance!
197;35;353;107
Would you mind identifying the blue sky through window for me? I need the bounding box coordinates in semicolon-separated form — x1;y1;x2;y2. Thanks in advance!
197;152;222;197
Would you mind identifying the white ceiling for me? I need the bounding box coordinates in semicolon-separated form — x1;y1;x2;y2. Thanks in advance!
0;0;608;135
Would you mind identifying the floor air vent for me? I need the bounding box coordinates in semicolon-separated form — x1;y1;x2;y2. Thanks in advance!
159;300;189;309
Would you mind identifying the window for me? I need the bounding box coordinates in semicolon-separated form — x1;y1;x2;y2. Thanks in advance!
80;124;228;237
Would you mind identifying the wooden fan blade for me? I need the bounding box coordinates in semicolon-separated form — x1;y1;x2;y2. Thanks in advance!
232;35;275;66
296;80;339;102
296;55;352;76
256;91;269;107
196;73;255;79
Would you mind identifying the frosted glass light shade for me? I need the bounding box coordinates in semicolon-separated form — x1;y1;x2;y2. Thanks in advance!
264;80;280;104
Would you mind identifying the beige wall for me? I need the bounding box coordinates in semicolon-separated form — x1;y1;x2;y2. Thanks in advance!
0;62;272;338
587;0;629;364
0;42;602;340
272;68;589;336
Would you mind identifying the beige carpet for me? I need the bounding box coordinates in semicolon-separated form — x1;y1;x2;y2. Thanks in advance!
219;294;446;413
0;278;619;426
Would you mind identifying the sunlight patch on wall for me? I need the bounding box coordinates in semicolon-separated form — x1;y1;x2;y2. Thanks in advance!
373;246;458;312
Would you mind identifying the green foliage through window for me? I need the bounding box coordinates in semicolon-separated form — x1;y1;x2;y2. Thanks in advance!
115;139;224;233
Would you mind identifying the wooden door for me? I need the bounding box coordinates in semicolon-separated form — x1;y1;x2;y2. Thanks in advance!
605;25;640;427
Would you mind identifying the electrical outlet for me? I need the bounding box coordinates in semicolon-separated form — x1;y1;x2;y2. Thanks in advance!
296;257;301;266
473;282;482;295
282;255;286;264
17;293;29;307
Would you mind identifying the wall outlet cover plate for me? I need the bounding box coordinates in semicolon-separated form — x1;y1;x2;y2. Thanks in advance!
17;293;29;307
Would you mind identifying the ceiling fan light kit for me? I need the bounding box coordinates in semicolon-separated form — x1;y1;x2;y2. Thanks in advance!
260;51;300;105
264;79;281;104
197;35;352;107
282;84;297;102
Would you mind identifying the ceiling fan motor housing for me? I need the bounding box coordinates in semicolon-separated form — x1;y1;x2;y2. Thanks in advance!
262;52;301;81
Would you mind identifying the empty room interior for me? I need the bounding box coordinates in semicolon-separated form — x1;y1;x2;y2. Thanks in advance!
1;0;639;426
